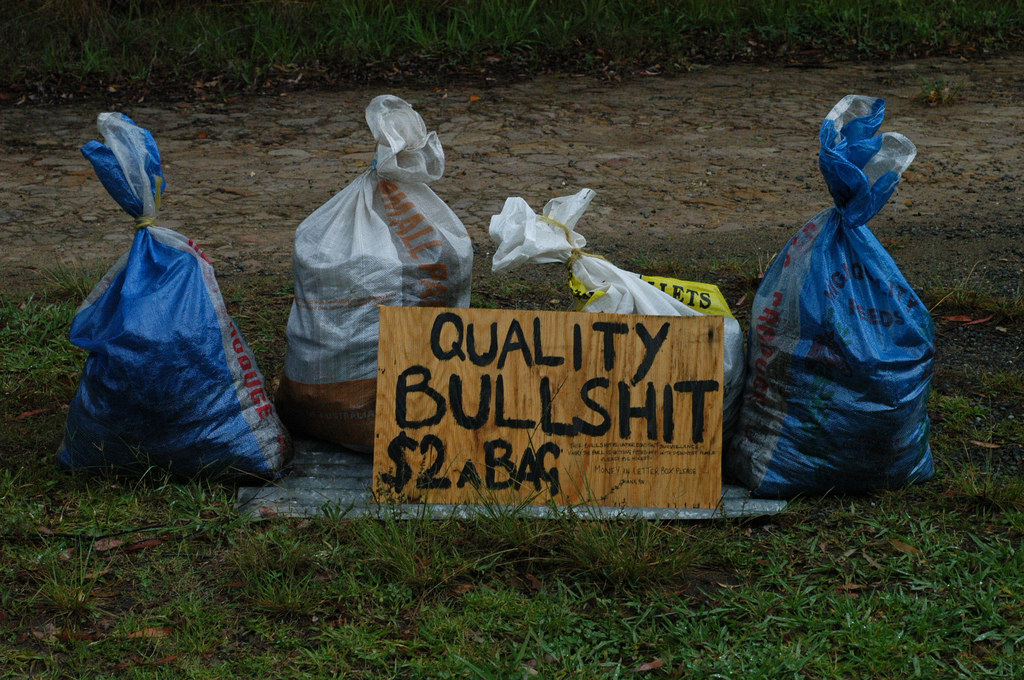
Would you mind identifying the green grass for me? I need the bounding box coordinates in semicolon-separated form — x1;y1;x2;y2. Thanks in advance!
923;260;1024;324
926;284;1024;325
3;0;1024;94
3;478;1022;677
471;272;566;311
2;272;1023;677
911;77;965;107
0;295;83;412
930;367;1024;466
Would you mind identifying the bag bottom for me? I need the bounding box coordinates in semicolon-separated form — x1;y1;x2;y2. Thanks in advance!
276;376;376;453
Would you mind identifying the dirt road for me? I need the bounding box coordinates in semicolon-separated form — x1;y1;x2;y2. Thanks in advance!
2;55;1022;293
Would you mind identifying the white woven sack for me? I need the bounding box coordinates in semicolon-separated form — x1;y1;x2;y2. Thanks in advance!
490;188;745;432
279;95;473;450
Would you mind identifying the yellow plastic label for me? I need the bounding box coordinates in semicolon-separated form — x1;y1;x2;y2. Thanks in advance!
569;273;734;319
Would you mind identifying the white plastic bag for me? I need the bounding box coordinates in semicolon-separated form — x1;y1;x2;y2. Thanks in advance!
278;95;473;451
489;188;745;431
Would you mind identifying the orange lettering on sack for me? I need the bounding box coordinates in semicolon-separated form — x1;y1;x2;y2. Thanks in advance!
408;240;443;259
383;192;407;208
400;226;434;247
379;181;408;206
386;201;417;218
419;263;447;280
378;179;451;302
419;279;448;299
418;263;449;304
393;213;425;234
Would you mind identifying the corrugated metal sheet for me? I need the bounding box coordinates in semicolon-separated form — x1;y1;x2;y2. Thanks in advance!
237;439;786;519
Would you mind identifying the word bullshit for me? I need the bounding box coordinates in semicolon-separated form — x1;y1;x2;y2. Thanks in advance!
375;308;723;505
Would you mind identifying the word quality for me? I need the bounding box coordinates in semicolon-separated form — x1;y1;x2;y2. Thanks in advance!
373;307;725;508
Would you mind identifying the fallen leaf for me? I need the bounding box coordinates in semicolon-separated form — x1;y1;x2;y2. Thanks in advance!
94;538;124;552
524;572;543;591
36;525;55;535
450;583;475;595
836;583;866;591
469;95;481;103
258;506;278;519
33;623;58;639
197;130;209;139
85;568;110;580
940;315;972;322
889;539;923;556
128;627;173;639
962;315;993;326
125;538;163;552
633;658;666;673
969;440;1000;449
863;552;884;570
16;408;49;420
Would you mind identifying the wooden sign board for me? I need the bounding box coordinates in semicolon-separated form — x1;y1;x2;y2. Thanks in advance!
373;306;723;509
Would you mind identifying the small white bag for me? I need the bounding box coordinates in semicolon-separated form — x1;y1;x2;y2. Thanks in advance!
278;95;473;451
489;188;745;431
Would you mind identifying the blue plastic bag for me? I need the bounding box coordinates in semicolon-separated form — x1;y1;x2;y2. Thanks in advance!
58;113;291;479
728;95;934;498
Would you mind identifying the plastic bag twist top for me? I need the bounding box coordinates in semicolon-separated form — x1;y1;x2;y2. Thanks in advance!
490;189;593;273
80;113;165;225
490;188;706;317
489;188;746;431
367;94;445;182
818;95;915;227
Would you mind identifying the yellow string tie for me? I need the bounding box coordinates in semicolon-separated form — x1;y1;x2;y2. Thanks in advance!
537;214;607;271
134;176;163;229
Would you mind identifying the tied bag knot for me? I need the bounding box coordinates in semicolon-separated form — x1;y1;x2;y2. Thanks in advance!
536;214;608;272
819;95;915;227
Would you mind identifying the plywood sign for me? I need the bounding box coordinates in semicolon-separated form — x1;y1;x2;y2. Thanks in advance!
372;306;723;509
